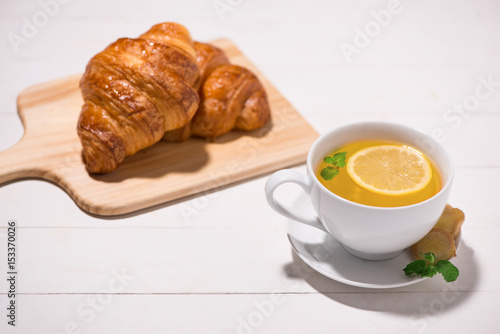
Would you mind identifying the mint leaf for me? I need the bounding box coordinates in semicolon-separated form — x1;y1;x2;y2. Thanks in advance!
324;152;347;167
421;264;438;278
436;260;459;282
403;260;426;276
422;252;436;265
321;151;347;181
320;166;339;180
323;156;337;165
404;252;459;283
332;152;347;167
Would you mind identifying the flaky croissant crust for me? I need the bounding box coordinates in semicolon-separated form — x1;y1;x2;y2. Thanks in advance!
77;23;272;174
163;42;271;142
192;64;271;140
77;23;200;174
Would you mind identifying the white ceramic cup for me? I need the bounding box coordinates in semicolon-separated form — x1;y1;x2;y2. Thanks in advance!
265;122;454;260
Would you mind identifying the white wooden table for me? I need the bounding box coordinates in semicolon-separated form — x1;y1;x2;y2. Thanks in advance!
1;0;499;333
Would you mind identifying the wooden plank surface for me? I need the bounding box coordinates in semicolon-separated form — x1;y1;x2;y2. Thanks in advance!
2;293;499;334
1;1;500;333
0;225;487;294
0;39;319;215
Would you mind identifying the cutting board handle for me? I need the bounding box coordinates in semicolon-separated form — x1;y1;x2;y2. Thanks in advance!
0;139;43;184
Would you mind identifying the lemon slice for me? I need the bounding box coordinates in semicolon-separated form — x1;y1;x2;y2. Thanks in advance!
346;144;432;196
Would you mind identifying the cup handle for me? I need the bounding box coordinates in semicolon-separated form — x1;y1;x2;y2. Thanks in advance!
265;169;328;233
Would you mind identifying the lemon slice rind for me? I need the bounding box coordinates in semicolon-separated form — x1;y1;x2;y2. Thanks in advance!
346;145;432;196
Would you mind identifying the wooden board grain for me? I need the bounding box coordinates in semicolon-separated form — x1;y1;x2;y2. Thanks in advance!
0;39;319;215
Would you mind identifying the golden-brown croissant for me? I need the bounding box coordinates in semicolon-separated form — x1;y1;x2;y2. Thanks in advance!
163;41;230;142
192;41;230;90
191;64;271;140
77;22;200;174
163;43;271;142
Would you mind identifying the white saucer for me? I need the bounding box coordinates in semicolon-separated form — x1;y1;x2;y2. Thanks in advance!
285;195;462;289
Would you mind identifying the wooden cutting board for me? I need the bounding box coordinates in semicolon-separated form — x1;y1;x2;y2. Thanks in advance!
0;39;319;216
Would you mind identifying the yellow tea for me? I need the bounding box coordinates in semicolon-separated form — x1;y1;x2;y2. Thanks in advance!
316;140;442;207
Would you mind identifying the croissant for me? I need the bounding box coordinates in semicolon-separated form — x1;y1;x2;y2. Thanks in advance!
193;41;230;90
163;42;271;142
163;41;230;142
77;22;200;174
192;64;271;140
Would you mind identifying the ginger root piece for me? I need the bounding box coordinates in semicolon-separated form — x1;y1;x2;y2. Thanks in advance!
435;204;465;239
411;228;456;262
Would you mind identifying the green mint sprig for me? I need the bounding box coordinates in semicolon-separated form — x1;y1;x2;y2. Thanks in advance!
320;152;347;180
403;252;459;282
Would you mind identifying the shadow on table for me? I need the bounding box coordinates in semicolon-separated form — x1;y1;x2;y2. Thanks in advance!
283;239;478;318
